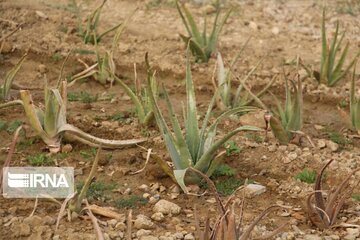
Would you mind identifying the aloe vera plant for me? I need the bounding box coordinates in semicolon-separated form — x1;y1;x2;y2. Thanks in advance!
307;159;360;229
350;63;360;133
70;11;133;86
148;55;262;192
0;53;27;101
190;168;285;239
214;51;275;111
20;80;145;153
176;0;231;63
315;9;359;86
268;74;303;145
79;0;123;44
113;53;157;126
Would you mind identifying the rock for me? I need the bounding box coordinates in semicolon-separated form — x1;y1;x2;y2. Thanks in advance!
12;223;31;237
317;139;326;149
314;125;324;130
288;152;298;161
140;236;159;240
139;184;149;192
304;234;322;240
53;235;60;240
184;233;195;240
43;215;55;225
327;140;339;152
101;121;119;129
35;10;48;19
143;193;151;199
137;229;152;238
151;212;165;222
271;26;280;35
115;222;126;231
172;232;184;239
38;64;47;74
268;145;277;152
344;228;359;240
244;184;266;198
107;219;117;228
249;21;258;30
134;214;155;229
23;215;42;227
62;144;73;153
153;200;181;215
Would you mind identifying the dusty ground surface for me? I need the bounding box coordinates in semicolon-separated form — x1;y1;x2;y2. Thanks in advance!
1;0;360;239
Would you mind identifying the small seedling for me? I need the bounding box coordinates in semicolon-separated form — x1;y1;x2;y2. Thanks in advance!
326;129;352;146
176;0;232;63
113;53;158;126
6;120;23;134
295;168;317;184
80;148;97;160
310;10;360;86
350;63;360;133
214;51;276;110
0;53;27;101
306;159;360;229
352;194;360;201
224;140;241;156
79;0;123;44
115;195;148;209
245;133;265;143
68;91;98;103
52;53;64;62
77;181;116;202
215;178;242;196
212;164;236;178
268;71;303;145
27;153;54;166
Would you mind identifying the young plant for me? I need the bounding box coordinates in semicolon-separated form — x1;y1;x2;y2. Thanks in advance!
0;53;27;101
295;168;317;184
350;63;360;133
79;0;122;44
69;9;134;86
190;168;285;240
176;1;232;63
214;51;276;111
19;80;145;153
224;140;240;156
306;159;360;229
315;9;359;86
268;73;303;145
148;54;262;192
113;53;157;126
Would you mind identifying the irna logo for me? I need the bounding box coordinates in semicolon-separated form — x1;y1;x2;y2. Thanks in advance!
7;172;69;188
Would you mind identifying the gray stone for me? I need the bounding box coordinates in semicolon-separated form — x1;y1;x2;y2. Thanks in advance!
244;184;266;198
134;214;155;229
151;212;165;222
304;234;322;240
153;200;181;215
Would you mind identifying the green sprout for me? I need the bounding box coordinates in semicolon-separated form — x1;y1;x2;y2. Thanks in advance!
176;0;231;63
295;168;317;184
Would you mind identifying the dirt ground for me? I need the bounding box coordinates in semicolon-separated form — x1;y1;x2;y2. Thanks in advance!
1;0;360;239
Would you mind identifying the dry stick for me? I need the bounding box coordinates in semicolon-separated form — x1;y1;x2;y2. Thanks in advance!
129;148;152;175
0;126;22;193
29;197;38;217
85;199;105;240
127;210;132;240
56;50;72;88
0;23;22;42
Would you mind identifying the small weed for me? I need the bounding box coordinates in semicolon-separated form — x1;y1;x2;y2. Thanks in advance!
115;195;148;209
80;148;97;160
77;181;116;201
338;99;348;108
17;137;41;150
52;53;64;62
326;130;352;146
111;113;125;123
6;120;23;134
352;194;360;201
68;92;98;103
245;133;265;143
215;178;252;196
0;120;6;131
27;153;54;166
212;164;236;178
295;168;317;184
224;140;241;156
72;48;95;55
